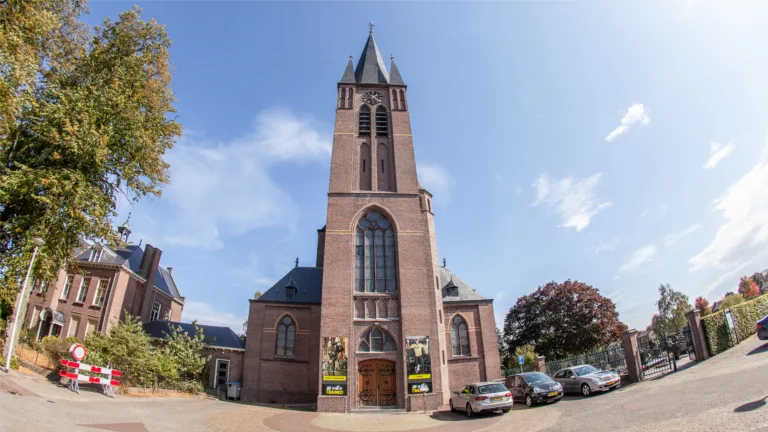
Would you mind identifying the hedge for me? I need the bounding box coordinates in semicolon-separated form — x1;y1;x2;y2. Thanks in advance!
702;293;768;356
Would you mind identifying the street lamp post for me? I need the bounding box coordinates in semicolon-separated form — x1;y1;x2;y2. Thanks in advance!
3;236;45;373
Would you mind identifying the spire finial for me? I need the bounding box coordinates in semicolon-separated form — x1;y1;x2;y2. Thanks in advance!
295;257;299;268
368;21;375;33
442;258;447;268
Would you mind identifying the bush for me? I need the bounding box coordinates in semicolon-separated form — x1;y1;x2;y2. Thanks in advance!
40;335;81;366
83;316;209;393
0;354;20;370
702;293;768;356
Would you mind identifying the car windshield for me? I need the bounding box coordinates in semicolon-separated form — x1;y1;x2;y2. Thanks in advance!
573;365;599;376
522;373;551;384
478;384;507;394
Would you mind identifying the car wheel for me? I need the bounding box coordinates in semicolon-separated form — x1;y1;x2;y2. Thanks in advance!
581;384;592;397
449;400;455;413
526;394;534;407
501;409;510;413
466;403;473;418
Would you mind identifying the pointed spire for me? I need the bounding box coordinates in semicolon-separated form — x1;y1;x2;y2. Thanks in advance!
295;257;299;267
118;212;132;242
354;28;389;84
340;55;356;84
389;55;405;86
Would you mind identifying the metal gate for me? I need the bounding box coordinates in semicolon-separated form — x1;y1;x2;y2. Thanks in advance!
638;333;676;379
681;325;696;361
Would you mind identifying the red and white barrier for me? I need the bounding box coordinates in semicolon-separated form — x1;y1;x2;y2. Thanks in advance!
59;370;121;386
60;359;122;377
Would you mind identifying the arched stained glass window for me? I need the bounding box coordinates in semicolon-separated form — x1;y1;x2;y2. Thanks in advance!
450;316;470;356
357;327;397;353
276;316;296;358
355;211;397;293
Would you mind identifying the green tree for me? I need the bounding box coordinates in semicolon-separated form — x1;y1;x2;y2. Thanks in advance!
718;292;745;310
651;284;691;338
84;316;158;387
514;344;538;372
160;324;210;386
503;280;628;359
0;0;180;317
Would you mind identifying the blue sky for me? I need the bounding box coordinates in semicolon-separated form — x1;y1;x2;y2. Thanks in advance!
87;1;768;332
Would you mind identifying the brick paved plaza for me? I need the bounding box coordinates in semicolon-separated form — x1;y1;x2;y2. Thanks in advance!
1;335;766;432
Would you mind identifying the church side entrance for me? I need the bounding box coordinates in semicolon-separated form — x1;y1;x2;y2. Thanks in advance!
358;360;397;407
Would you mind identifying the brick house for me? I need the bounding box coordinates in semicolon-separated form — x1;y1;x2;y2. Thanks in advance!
240;29;501;412
24;222;184;341
143;320;245;394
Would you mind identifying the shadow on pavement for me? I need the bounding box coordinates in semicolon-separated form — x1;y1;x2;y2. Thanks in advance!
746;343;768;356
430;409;507;422
734;396;767;413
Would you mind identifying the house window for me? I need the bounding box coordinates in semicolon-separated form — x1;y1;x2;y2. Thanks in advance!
61;274;74;300
215;359;230;389
284;280;297;299
357;326;397;353
355;211;397;293
359;105;371;134
375;106;388;136
150;301;161;321
29;307;41;329
89;248;103;262
86;319;99;336
94;279;108;307
76;277;90;303
68;315;81;338
276;316;296;358
451;316;470;356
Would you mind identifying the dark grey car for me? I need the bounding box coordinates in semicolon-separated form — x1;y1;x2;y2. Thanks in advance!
506;372;563;407
553;365;620;396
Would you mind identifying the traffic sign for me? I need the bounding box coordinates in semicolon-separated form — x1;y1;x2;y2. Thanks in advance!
69;343;87;361
518;355;525;365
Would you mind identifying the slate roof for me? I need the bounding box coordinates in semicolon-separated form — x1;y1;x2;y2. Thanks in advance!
143;321;245;350
340;56;356;84
389;56;405;86
255;267;323;304
354;31;390;84
439;266;487;302
74;244;183;301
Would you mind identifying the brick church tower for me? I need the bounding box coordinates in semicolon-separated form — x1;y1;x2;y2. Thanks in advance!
316;28;451;412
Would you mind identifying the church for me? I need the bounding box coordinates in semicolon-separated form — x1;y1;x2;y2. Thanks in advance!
240;28;501;412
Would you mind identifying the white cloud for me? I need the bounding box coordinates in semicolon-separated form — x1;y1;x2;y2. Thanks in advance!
618;244;657;273
182;300;245;334
227;253;278;289
494;173;505;185
703;140;735;169
689;143;768;272
160;109;331;249
418;163;454;205
533;173;612;231
605;103;650;142
594;237;621;254
664;223;702;247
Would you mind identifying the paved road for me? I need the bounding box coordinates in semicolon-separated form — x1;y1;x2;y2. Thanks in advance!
0;335;766;432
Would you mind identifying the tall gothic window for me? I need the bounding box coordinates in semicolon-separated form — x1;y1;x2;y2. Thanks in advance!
355;211;396;293
359;106;371;134
375;106;388;136
451;316;470;356
357;327;397;352
276;316;296;358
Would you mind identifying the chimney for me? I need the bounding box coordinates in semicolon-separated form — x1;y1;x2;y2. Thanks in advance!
139;244;163;322
167;267;173;275
316;226;326;267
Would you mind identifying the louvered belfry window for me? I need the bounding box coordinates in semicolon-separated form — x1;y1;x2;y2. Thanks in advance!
375;106;387;136
359;106;371;134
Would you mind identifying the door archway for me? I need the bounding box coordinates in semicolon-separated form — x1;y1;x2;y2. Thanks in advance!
357;359;397;407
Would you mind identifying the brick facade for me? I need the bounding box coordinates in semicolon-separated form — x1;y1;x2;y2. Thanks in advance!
240;31;500;412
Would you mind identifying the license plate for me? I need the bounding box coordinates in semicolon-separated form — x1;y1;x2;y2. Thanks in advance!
607;380;617;385
547;391;558;397
491;396;503;402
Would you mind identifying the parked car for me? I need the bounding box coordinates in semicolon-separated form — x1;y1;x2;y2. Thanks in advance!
758;315;768;340
506;372;563;407
553;364;620;396
449;382;513;417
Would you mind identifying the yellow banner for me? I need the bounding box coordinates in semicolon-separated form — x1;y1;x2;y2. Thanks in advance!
408;374;431;380
323;376;347;381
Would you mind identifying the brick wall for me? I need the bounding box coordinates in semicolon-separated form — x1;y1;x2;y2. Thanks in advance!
206;349;244;390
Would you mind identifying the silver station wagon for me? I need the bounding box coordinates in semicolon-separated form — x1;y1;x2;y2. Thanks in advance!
449;382;513;417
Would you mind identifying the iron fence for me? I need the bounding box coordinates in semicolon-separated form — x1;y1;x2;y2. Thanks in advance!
545;346;627;376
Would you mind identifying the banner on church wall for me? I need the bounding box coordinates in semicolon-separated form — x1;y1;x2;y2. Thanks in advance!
406;336;432;394
321;336;348;395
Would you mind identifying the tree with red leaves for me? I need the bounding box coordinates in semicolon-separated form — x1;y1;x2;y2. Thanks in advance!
738;276;760;299
694;296;712;316
503;280;628;359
